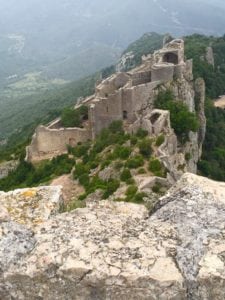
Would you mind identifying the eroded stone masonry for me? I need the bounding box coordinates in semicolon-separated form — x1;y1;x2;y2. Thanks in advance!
26;39;206;182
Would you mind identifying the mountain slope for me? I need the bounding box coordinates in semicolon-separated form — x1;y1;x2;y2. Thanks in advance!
0;32;165;142
1;0;225;85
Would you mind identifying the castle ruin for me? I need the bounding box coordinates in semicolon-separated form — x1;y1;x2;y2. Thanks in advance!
26;39;206;181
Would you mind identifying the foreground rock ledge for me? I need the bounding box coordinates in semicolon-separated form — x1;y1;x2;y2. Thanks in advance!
1;173;225;300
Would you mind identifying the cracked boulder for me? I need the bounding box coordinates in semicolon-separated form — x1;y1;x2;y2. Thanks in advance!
0;186;63;229
1;173;225;299
1;200;185;299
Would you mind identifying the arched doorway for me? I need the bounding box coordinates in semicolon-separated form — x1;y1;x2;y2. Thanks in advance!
163;52;178;64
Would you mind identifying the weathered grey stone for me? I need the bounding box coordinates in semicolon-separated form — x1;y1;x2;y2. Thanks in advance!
1;173;225;299
205;47;214;68
98;166;119;181
152;173;225;299
0;160;19;179
0;186;63;229
135;175;170;191
1;200;185;300
195;78;206;158
0;221;36;272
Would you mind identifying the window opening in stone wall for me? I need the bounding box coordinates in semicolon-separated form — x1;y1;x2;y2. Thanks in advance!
163;52;178;64
150;113;160;124
69;138;76;147
123;111;128;119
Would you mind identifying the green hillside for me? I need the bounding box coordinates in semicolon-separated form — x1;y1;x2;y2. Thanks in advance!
0;32;163;147
1;32;225;182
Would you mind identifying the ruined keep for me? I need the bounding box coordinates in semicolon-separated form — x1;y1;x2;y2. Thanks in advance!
26;39;206;182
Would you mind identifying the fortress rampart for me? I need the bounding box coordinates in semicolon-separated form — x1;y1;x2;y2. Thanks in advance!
26;39;202;167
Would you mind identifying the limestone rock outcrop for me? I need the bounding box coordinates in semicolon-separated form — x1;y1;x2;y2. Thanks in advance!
0;186;63;229
1;173;225;299
205;47;215;68
0;160;19;179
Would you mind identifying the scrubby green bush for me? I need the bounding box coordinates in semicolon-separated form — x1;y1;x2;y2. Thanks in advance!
152;183;162;194
148;158;166;177
100;160;112;170
65;199;86;212
126;178;135;185
134;192;147;203
120;168;132;182
83;176;106;194
92;121;127;154
125;155;144;169
61;105;88;128
73;163;89;179
78;173;90;188
155;90;199;142
138;138;152;158
138;168;147;174
72;143;90;158
109;120;123;134
155;134;165;147
130;135;138;146
114;160;124;170
126;185;138;199
114;146;131;160
124;185;146;203
0;154;75;191
102;179;120;199
78;193;88;201
136;128;148;138
185;152;191;161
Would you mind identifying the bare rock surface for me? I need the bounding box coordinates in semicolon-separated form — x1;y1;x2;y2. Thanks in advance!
0;160;19;179
1;173;225;299
152;173;225;299
0;186;63;229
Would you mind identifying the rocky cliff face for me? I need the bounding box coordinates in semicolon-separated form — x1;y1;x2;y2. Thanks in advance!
0;160;19;180
1;173;225;299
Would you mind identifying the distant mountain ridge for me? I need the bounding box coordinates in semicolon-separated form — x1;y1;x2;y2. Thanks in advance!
1;0;225;85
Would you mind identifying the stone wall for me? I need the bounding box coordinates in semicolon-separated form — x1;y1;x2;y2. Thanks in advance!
131;71;151;86
122;81;160;121
151;63;174;82
26;125;91;162
96;73;130;98
89;92;123;137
